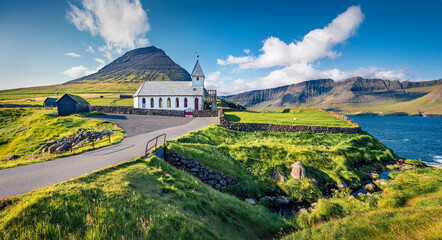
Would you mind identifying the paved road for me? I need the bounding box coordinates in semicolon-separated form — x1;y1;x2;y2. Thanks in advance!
0;116;218;198
90;114;194;137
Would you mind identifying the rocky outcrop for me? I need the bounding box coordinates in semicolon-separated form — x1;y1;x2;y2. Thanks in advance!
272;170;287;182
41;128;114;154
3;155;20;160
90;106;185;117
290;162;307;180
164;149;238;192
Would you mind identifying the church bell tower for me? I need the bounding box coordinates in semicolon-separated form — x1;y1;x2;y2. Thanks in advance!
191;56;205;87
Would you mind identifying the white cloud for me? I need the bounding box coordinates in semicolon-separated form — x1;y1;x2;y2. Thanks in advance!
219;5;364;70
62;58;107;78
65;52;81;57
213;6;414;95
62;66;91;78
85;45;95;53
67;0;150;60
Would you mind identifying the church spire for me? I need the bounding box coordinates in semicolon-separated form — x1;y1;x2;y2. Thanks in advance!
191;56;205;87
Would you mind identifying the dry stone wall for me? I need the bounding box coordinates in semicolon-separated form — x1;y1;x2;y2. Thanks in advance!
193;110;220;117
90;106;185;117
219;110;363;134
0;104;44;108
164;149;238;192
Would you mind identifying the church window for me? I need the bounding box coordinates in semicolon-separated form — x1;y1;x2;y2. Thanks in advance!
167;98;171;108
159;98;163;108
142;98;146;108
197;77;199;81
184;98;188;108
150;98;154;108
176;98;179;108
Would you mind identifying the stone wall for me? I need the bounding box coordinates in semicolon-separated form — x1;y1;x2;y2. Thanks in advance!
0;104;44;108
308;108;359;127
193;109;220;117
219;110;363;134
164;149;238;192
90;106;185;117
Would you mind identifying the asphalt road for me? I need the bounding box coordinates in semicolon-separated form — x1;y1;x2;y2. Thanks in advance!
0;116;218;198
90;114;194;137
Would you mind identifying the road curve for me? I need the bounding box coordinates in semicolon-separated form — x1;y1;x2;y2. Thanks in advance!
0;117;218;198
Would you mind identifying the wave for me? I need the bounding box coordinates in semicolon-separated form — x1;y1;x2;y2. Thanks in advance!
433;155;442;164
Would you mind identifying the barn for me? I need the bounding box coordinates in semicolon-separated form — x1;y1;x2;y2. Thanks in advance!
56;94;90;116
43;97;57;107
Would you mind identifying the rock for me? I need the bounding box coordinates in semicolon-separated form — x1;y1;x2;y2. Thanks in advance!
351;188;367;197
46;140;56;146
272;170;287;182
364;183;376;192
374;179;388;188
349;183;360;189
337;179;347;189
275;196;290;205
245;198;257;205
310;178;318;186
290;162;306;179
371;172;379;180
3;155;20;160
322;146;329;150
297;208;308;214
48;144;58;154
55;145;68;153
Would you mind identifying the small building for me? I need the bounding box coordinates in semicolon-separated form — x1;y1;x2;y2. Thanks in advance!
133;58;217;113
56;94;90;116
43;97;57;107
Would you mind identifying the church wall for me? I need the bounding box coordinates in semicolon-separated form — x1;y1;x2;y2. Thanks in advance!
134;96;204;111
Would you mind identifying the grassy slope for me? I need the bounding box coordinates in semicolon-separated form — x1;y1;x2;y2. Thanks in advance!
0;156;290;239
224;109;354;128
284;168;442;239
0;108;124;169
168;125;394;199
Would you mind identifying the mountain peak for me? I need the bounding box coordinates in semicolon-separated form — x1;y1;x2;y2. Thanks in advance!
66;46;191;84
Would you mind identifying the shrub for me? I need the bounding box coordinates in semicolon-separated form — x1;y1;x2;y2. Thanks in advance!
314;199;344;221
282;179;322;203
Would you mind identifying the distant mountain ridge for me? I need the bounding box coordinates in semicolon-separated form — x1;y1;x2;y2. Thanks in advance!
222;77;442;112
66;46;191;85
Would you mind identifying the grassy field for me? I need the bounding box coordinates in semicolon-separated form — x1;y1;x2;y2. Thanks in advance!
0;156;290;239
168;125;394;200
224;109;355;128
283;168;442;239
0;108;124;169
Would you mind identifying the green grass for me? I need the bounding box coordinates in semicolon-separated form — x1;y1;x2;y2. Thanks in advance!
168;125;394;200
283;168;442;239
224;109;355;128
0;108;124;169
0;156;291;239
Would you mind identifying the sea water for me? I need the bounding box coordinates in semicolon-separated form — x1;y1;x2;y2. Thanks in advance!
349;116;442;165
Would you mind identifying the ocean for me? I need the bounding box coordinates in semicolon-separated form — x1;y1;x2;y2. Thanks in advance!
349;116;442;165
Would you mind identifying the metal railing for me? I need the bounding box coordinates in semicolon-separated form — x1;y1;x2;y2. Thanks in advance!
145;134;167;156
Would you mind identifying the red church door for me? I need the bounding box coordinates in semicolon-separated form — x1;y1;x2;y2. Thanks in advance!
194;98;199;110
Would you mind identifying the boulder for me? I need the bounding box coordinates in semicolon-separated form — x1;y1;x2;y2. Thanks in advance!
55;145;68;153
297;208;308;214
48;144;58;154
46;140;56;146
337;179;348;189
272;170;287;182
290;162;306;179
374;179;388;188
245;198;257;205
364;183;376;192
3;155;20;160
275;196;290;205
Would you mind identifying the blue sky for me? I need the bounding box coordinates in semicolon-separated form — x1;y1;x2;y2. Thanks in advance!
0;0;441;94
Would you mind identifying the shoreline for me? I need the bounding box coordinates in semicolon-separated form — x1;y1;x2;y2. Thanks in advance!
345;112;442;117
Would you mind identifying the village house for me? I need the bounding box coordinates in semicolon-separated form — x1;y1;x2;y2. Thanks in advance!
56;94;90;116
133;59;216;114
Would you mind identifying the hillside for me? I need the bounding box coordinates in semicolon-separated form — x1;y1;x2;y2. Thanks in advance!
222;77;442;115
67;46;191;84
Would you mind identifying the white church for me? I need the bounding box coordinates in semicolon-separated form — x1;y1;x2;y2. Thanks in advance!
133;59;217;113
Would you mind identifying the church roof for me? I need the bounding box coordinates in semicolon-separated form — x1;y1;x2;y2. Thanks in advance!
191;60;205;77
133;81;205;97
